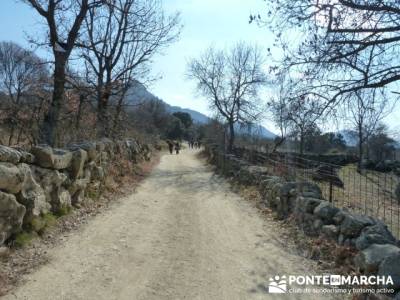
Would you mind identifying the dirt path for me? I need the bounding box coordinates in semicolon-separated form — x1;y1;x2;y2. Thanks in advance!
3;149;336;300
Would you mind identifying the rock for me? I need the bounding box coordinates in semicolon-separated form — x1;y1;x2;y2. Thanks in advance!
295;197;322;214
280;182;322;199
314;201;339;224
321;225;339;240
19;150;35;164
0;145;21;164
69;149;87;179
313;219;324;231
68;175;90;206
31;167;69;212
340;213;375;238
378;252;400;289
0;191;25;245
0;246;9;257
354;244;400;274
16;164;49;222
70;142;97;162
31;145;72;170
90;164;104;182
0;162;25;194
355;222;397;250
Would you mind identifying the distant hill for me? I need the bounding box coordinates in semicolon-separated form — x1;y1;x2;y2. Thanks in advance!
124;80;276;139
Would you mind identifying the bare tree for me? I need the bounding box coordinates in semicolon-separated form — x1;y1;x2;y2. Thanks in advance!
343;89;395;169
22;0;102;146
0;41;48;145
78;0;180;137
187;43;267;152
257;1;400;109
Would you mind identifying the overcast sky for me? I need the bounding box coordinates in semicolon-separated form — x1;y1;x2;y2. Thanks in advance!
0;0;399;134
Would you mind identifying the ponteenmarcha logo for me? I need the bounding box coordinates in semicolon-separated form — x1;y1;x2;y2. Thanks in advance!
267;275;287;293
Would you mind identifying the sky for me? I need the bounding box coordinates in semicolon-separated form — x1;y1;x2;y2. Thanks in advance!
0;0;398;135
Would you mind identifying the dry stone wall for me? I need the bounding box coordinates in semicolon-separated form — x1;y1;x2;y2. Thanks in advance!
206;144;400;296
0;138;151;246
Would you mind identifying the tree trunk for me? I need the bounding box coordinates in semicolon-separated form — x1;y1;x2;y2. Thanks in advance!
357;124;364;171
97;87;111;138
227;121;235;153
39;55;66;146
299;129;305;155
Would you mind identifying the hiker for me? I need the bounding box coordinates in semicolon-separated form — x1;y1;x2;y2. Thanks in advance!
167;140;174;154
174;142;180;154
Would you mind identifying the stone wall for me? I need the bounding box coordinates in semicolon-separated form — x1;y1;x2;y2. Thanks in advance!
206;144;400;296
0;138;151;246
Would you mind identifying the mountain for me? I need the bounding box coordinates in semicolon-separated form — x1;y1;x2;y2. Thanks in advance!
124;80;276;138
168;106;210;124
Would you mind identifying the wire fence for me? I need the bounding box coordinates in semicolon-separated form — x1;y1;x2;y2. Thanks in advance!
236;148;400;239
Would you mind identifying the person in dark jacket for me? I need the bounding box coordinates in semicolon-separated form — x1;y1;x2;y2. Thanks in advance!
167;140;174;154
174;142;180;154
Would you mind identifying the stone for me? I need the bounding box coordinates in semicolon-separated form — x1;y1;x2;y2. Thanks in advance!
0;191;25;245
313;219;324;231
31;167;69;212
0;162;25;194
90;164;104;182
70;142;97;162
19;151;35;164
321;225;339;240
16;164;49;223
355;222;397;250
340;213;375;238
69;149;87;179
378;252;400;289
0;145;21;164
31;145;72;170
314;201;340;224
354;244;400;274
68;173;90;206
295;197;322;214
0;246;9;257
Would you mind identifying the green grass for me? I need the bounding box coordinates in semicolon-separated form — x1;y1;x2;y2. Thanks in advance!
14;232;37;248
55;204;72;217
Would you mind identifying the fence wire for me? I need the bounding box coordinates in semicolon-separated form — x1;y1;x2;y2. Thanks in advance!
239;149;400;239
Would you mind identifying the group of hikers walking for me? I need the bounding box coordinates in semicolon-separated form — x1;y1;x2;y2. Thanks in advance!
166;139;202;155
188;139;201;149
166;140;181;155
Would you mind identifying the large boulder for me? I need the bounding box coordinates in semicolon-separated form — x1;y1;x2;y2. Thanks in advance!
31;145;72;170
16;164;49;223
31;167;70;213
378;252;400;289
0;162;25;194
0;145;21;164
238;165;269;185
69;149;87;179
354;244;400;274
0;191;26;245
294;197;322;214
355;222;397;250
313;201;339;224
340;213;376;238
321;225;339;240
69;142;97;162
